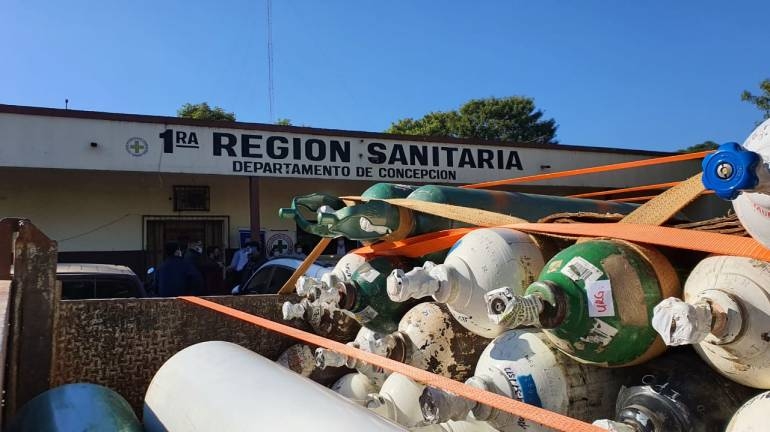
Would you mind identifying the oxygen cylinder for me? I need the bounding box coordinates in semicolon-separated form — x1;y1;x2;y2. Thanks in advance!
314;184;638;241
701;119;770;248
316;326;393;386
651;255;770;388
486;239;681;367
411;420;500;432
282;297;362;343
419;329;621;432
316;303;489;385
331;373;379;406
593;348;756;432
278;183;421;237
6;383;142;432
295;251;368;302
388;228;548;338
366;373;426;428
725;390;770;432
144;341;405;431
277;344;351;386
287;254;423;334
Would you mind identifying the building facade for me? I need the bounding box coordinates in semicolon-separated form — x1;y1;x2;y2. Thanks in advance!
0;104;714;275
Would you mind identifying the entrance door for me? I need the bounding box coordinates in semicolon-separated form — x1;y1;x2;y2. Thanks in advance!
144;216;229;269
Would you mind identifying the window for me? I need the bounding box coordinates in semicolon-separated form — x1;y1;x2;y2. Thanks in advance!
173;186;210;211
61;279;95;300
244;267;273;293
268;267;295;294
95;279;136;298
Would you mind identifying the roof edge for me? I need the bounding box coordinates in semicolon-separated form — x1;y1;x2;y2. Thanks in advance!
0;103;676;156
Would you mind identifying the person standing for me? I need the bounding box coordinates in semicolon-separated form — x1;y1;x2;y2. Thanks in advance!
240;241;266;287
157;241;203;297
205;246;226;294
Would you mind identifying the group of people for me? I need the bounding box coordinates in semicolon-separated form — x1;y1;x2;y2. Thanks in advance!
150;236;349;297
151;239;266;297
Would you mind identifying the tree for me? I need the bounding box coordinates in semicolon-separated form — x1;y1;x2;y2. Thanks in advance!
741;79;770;121
177;102;236;121
386;96;558;144
276;118;292;125
678;140;719;153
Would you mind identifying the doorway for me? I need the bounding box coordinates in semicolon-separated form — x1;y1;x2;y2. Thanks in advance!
143;216;229;269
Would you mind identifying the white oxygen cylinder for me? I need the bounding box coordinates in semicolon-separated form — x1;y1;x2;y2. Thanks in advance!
316;326;392;385
652;255;770;388
365;373;426;428
276;344;350;386
388;228;546;338
419;330;618;432
331;373;379;406
411;420;500;432
726;119;770;248
315;303;488;386
702;119;770;248
296;251;367;300
144;341;404;432
725;390;770;432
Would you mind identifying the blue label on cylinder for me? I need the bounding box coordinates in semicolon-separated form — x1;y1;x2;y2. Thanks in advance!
516;374;543;408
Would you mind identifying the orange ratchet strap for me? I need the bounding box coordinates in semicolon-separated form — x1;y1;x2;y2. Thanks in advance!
352;227;475;257
462;150;710;189
348;223;770;261
179;295;606;432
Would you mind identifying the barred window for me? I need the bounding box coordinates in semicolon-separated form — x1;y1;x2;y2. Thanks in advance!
173;186;210;211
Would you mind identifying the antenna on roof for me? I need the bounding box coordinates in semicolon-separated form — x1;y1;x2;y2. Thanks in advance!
65;99;69;110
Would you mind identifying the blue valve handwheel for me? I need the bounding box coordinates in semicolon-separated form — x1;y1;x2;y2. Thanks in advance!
702;142;760;200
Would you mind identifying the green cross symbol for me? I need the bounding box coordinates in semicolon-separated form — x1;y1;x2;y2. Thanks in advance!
129;140;146;154
274;240;289;253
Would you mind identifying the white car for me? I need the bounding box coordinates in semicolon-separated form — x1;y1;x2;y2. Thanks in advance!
232;255;337;295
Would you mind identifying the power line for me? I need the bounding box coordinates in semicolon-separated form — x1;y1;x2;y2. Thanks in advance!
266;0;275;123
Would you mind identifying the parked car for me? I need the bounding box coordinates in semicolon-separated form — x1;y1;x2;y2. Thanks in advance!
55;263;147;300
233;255;339;295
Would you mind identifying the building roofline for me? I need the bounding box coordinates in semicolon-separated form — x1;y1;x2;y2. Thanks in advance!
0;103;675;156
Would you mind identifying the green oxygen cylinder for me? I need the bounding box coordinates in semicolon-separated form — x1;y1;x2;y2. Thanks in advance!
337;255;425;333
486;239;681;367
278;183;421;237
315;184;640;241
6;383;142;432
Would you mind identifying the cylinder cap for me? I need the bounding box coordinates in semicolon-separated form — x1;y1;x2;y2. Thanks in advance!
651;297;712;346
282;301;306;321
702;142;760;200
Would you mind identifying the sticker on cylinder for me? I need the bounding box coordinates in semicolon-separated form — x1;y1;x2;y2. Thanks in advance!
560;257;603;283
579;318;618;347
586;280;615;317
358;268;381;283
354;305;379;323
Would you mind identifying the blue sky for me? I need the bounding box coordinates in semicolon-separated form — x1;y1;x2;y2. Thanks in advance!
2;1;769;152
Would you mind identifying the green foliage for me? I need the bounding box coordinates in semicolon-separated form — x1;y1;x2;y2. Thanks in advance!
177;102;236;121
741;79;770;121
386;96;558;144
275;118;292;125
678;140;719;153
